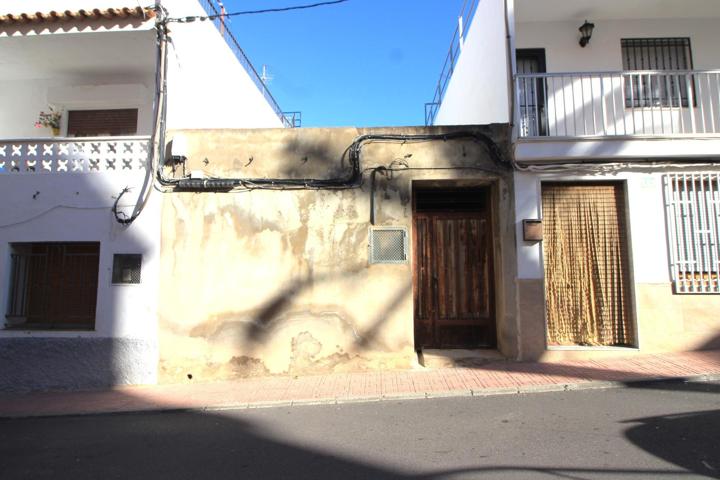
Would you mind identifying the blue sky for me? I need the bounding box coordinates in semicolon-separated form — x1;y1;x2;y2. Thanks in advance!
221;0;464;127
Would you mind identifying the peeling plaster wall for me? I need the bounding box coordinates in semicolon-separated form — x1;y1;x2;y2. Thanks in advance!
159;126;517;383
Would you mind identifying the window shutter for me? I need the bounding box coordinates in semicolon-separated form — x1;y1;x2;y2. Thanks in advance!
67;109;139;137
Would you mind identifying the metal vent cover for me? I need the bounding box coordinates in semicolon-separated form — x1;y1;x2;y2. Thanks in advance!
369;227;408;264
112;254;142;284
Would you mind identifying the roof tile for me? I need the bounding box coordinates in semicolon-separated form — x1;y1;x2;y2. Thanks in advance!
0;6;155;25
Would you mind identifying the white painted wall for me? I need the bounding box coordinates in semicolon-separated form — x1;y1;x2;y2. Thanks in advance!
514;138;720;162
0;0;286;130
0;79;155;138
0;170;161;341
434;0;511;126
163;0;285;129
516;18;720;136
0;0;287;389
516;18;720;72
513;168;718;283
512;17;720;159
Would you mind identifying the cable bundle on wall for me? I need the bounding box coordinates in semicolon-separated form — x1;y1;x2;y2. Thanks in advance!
113;2;512;222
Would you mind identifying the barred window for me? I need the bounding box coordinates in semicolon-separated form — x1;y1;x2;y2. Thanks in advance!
622;38;694;108
5;242;100;329
664;174;720;293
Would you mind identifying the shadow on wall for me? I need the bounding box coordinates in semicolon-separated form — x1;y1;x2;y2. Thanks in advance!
165;126;514;380
241;269;413;352
186;265;413;377
698;333;720;351
0;161;157;393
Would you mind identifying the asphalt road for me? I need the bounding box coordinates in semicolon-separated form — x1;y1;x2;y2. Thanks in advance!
1;380;719;479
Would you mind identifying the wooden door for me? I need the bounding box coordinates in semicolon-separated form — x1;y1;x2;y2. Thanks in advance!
413;188;496;349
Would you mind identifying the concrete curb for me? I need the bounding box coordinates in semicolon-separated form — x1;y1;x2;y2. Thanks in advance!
2;373;718;419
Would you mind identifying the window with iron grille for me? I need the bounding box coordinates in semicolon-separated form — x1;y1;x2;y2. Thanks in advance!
112;254;142;284
622;38;694;108
663;174;720;294
5;242;100;329
369;227;408;264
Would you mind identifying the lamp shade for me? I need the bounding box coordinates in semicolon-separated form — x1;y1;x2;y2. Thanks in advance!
579;20;595;47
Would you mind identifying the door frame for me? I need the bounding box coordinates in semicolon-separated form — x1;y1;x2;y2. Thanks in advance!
411;181;498;350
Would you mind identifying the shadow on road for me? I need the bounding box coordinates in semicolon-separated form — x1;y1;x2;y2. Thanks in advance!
1;401;715;479
624;408;720;479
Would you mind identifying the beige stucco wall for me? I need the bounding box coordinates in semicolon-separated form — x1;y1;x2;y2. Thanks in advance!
158;126;517;383
518;280;720;362
634;284;720;353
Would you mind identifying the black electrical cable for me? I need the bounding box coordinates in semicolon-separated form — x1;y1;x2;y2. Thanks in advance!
148;4;510;195
167;0;349;23
171;131;509;192
112;3;174;224
112;187;135;225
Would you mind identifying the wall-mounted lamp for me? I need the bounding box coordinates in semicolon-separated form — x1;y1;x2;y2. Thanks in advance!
578;20;595;48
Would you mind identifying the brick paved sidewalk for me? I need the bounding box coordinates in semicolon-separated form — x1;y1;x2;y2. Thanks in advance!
1;350;719;418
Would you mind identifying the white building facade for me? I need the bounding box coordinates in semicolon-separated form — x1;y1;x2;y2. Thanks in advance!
430;0;720;360
0;0;291;392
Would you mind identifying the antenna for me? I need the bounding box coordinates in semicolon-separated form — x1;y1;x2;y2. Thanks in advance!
260;65;274;84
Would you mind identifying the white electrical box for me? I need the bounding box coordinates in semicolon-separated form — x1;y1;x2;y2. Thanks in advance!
170;134;188;162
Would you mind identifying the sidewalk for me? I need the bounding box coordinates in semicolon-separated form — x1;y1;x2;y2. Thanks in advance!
1;350;719;418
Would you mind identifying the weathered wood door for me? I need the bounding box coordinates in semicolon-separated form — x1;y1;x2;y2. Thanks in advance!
413;188;496;349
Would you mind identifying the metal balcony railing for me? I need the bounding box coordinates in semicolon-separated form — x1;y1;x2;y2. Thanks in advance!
282;111;302;129
200;0;299;128
0;136;151;174
424;0;480;126
516;70;720;139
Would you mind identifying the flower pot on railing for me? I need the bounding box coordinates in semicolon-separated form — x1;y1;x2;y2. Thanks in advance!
35;106;63;137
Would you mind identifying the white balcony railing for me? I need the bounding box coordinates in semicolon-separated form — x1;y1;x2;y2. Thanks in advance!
424;0;481;126
516;70;720;139
0;136;151;174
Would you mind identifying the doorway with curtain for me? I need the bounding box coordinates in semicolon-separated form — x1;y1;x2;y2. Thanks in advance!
541;182;635;347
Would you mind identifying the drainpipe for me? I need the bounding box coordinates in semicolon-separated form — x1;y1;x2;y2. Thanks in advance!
504;0;518;141
369;167;387;225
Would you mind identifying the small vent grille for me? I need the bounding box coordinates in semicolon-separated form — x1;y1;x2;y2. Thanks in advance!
112;254;142;284
369;227;408;264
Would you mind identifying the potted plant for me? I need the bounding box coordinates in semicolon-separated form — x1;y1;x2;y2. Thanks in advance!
35;106;62;136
